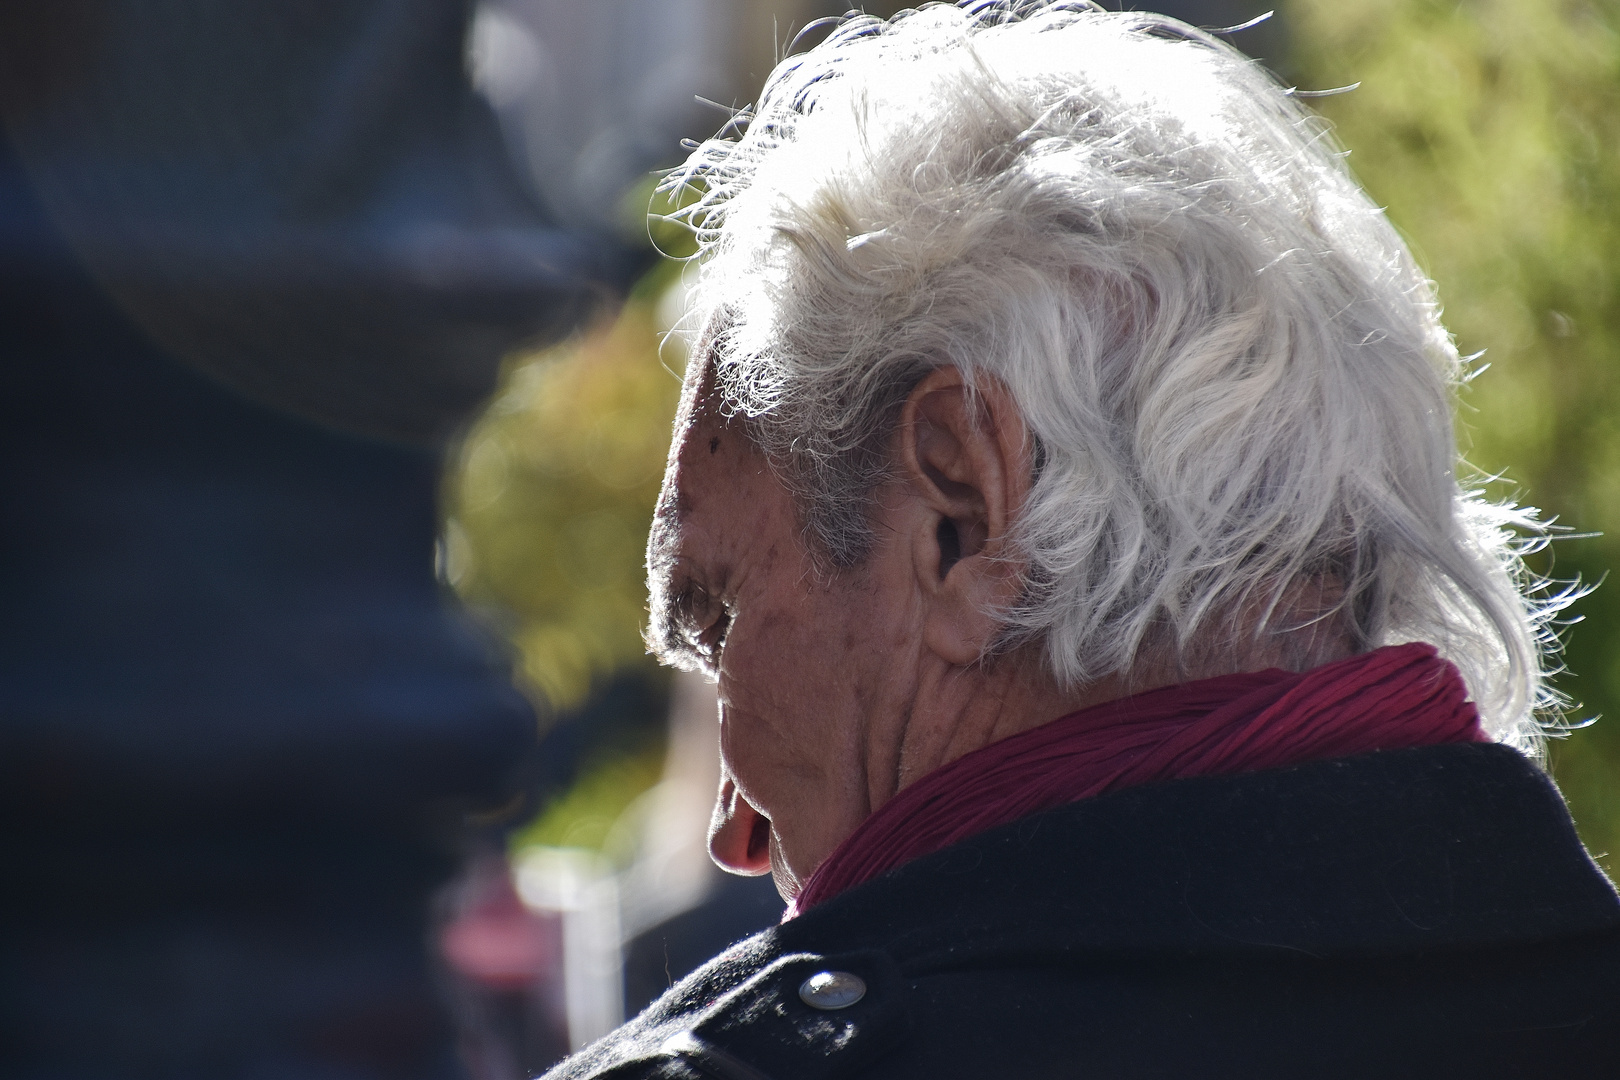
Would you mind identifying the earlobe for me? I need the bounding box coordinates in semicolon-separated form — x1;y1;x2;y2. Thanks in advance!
898;367;1035;666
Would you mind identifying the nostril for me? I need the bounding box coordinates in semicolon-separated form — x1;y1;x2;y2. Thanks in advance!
709;781;774;876
747;813;772;863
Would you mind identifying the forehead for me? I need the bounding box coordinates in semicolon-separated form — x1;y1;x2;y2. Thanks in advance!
651;354;769;555
665;379;761;522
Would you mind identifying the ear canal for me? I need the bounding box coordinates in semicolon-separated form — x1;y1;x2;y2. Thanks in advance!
936;517;963;579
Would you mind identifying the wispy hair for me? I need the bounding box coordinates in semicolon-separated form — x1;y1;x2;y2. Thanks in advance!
660;0;1571;750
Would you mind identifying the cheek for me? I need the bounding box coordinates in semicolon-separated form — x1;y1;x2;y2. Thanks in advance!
713;574;887;834
718;595;851;778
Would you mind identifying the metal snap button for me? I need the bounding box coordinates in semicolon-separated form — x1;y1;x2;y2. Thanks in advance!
798;970;867;1010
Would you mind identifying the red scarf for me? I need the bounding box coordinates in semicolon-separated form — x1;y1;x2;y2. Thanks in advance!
787;642;1485;917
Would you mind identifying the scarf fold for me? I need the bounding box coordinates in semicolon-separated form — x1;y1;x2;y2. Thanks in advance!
787;642;1485;917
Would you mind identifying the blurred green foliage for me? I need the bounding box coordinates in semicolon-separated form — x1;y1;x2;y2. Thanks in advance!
1285;0;1620;862
444;184;699;855
509;743;667;859
443;270;685;714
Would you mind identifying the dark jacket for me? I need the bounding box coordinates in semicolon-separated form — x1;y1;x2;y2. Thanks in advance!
545;744;1620;1079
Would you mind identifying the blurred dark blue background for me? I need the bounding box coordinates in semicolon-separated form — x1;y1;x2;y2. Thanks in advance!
0;3;638;1077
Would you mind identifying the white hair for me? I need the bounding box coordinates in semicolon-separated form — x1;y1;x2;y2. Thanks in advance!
662;0;1568;749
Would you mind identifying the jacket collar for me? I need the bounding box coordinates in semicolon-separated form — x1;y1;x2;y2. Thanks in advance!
775;744;1620;968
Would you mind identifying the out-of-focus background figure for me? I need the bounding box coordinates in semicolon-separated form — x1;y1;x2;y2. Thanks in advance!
2;2;1619;1078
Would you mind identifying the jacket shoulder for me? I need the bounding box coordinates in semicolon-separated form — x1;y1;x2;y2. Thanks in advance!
545;745;1620;1079
542;938;911;1080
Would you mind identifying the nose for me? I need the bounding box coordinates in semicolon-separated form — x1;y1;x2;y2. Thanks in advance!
708;775;773;875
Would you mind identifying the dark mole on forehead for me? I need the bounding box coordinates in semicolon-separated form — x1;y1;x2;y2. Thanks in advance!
709;436;720;454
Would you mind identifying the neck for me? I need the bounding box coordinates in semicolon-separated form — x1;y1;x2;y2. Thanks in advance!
789;642;1482;917
889;648;1136;800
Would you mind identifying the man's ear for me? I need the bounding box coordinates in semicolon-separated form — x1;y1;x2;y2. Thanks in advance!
897;367;1035;666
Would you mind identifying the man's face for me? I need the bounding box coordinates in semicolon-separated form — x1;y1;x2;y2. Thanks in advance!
647;380;929;897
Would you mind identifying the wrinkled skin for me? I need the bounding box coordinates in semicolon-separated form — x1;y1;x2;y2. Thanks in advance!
648;362;1130;899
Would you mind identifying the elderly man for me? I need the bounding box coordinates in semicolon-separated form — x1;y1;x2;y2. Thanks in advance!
547;4;1620;1077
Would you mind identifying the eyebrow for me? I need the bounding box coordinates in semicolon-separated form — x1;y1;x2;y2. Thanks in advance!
653;584;702;669
645;517;708;673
